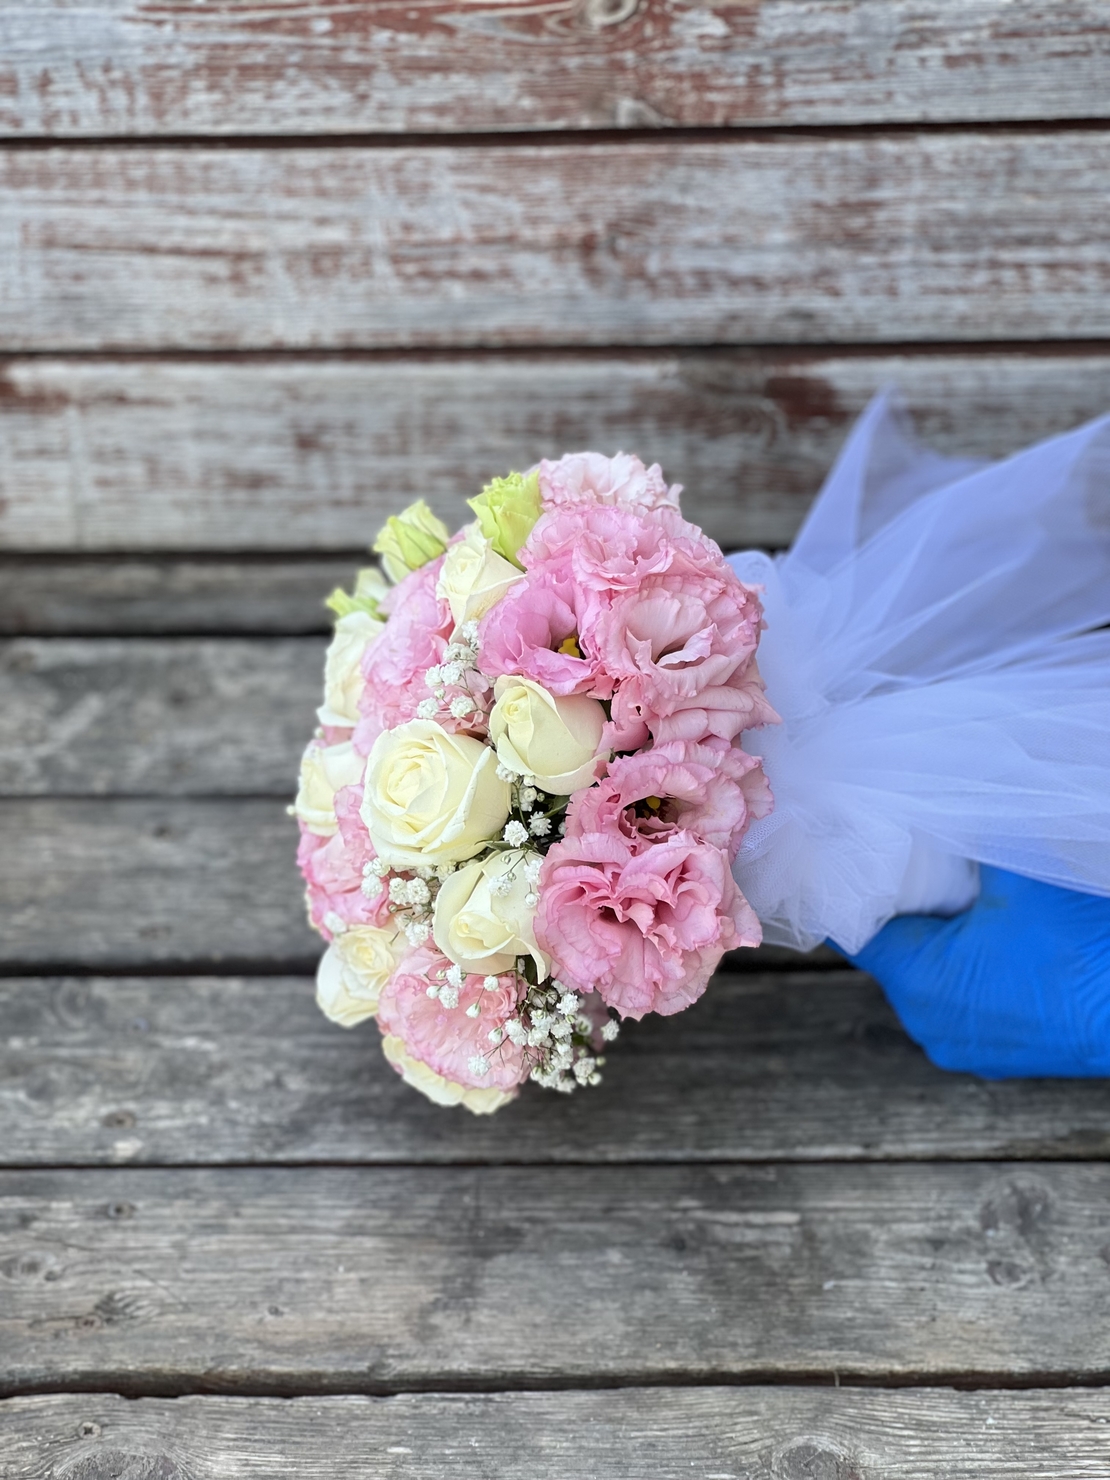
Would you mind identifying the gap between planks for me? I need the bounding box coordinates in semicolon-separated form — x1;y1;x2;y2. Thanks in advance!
7;1371;1110;1401
7;119;1110;151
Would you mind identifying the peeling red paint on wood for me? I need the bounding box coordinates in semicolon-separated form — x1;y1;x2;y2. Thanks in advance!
3;135;1110;351
1;1;1109;135
1;351;1108;552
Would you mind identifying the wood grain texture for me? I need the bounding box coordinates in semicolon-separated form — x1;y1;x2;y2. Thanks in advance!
0;638;323;796
4;136;1110;353
3;1162;1110;1389
4;972;1110;1167
5;352;1110;555
5;2;1110;137
0;798;316;967
0;557;363;634
5;1388;1110;1479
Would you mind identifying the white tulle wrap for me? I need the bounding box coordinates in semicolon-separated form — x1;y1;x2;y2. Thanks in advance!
728;393;1110;954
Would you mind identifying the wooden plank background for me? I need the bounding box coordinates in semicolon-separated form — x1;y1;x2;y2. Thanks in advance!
4;1;1110;135
4;972;1110;1166
4;1162;1109;1390
6;1389;1110;1479
4;136;1110;353
2;351;1110;554
3;4;1110;1475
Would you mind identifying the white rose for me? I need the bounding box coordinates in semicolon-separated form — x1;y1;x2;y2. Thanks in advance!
361;719;511;868
433;847;549;980
315;925;405;1027
380;1034;517;1115
294;739;365;836
436;525;525;628
488;676;607;795
318;610;383;727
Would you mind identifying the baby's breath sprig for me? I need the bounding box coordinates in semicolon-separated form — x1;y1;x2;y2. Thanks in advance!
487;767;569;859
474;967;618;1095
416;622;489;727
364;856;454;947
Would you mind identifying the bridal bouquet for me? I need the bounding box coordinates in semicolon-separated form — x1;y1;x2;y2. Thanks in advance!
296;397;1110;1112
294;454;777;1112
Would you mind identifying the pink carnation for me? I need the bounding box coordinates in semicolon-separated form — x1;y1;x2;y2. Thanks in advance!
376;946;528;1093
477;570;610;698
354;559;453;747
568;738;773;860
536;827;761;1020
538;451;680;511
522;501;717;597
297;786;391;939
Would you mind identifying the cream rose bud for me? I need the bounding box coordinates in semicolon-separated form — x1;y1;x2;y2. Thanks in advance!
316;926;405;1027
294;739;365;836
436;525;525;629
433;848;549;980
318;610;383;727
361;719;511;868
489;676;608;795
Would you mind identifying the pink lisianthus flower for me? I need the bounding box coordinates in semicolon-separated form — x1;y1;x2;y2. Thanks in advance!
585;561;777;749
354;558;454;748
376;946;528;1098
568;738;773;860
607;651;779;751
538;451;681;511
536;827;762;1020
522;502;714;598
297;786;391;939
477;569;611;698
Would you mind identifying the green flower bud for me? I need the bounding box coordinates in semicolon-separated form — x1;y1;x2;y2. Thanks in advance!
467;470;542;569
325;566;390;620
373;500;451;584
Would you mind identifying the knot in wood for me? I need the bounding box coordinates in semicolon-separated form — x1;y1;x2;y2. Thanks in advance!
578;0;639;29
61;1448;187;1480
774;1439;858;1480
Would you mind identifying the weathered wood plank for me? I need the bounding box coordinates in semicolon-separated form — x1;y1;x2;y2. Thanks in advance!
0;798;824;968
5;1388;1110;1479
0;638;323;796
5;352;1110;555
0;557;362;634
2;1163;1109;1387
4;1;1110;137
4;136;1110;352
3;971;1109;1166
0;798;316;967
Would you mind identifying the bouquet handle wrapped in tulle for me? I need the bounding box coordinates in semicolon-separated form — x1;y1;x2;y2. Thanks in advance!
727;392;1110;955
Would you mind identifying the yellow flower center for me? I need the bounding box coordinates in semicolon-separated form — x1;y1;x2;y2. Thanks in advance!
558;633;582;659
